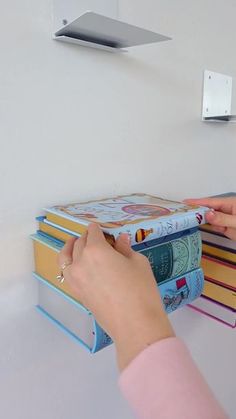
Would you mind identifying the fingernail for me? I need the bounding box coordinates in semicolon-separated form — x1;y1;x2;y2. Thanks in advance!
207;209;215;217
123;234;131;245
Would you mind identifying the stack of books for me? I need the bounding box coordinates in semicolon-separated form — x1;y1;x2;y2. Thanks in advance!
31;193;208;352
189;223;236;328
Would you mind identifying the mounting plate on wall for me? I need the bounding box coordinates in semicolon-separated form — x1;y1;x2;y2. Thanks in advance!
202;70;236;122
53;0;171;52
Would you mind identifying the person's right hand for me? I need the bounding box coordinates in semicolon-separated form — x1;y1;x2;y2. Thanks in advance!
184;197;236;240
58;224;174;371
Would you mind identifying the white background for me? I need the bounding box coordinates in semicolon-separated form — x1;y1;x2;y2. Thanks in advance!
0;1;235;418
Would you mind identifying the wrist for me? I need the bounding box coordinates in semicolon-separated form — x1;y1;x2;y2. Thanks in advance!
114;308;175;371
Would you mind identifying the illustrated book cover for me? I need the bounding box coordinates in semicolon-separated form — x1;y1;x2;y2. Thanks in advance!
44;193;208;245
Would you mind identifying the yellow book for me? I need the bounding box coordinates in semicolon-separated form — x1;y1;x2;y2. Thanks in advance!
202;243;236;264
46;213;87;235
39;220;78;242
33;236;79;303
38;219;114;246
203;280;236;309
201;255;236;290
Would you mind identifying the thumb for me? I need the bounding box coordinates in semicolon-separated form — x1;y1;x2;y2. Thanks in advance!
206;210;236;228
114;234;133;258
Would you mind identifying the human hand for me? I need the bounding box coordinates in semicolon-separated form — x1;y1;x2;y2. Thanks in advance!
58;223;174;370
184;197;236;240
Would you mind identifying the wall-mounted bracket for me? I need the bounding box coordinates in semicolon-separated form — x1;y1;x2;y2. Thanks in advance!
53;0;171;52
202;70;236;122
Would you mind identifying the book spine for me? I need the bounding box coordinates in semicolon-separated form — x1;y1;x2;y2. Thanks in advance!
159;268;204;314
42;217;198;248
132;227;198;250
105;208;207;246
139;230;202;284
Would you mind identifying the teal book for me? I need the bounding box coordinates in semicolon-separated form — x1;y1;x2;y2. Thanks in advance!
33;268;204;352
34;227;202;285
139;229;202;283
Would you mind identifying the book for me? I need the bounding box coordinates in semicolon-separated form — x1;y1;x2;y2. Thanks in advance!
32;227;202;285
202;242;236;264
202;280;236;310
201;255;236;291
34;273;112;353
135;229;202;283
33;266;204;352
43;193;208;246
189;296;236;328
201;230;236;252
159;268;204;314
37;216;80;242
38;215;200;252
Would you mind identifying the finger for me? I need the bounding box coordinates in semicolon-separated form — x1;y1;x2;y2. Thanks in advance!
58;237;76;268
86;223;107;247
206;210;236;228
72;231;88;260
206;225;227;234
114;234;133;258
224;227;236;241
184;198;234;214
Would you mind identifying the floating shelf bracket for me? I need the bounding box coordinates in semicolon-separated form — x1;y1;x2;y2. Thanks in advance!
202;70;236;122
53;0;171;52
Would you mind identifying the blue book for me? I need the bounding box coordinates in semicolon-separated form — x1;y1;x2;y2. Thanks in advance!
33;267;204;353
43;193;208;246
34;273;112;353
37;214;201;251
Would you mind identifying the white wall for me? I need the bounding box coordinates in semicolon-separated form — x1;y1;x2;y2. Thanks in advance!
0;1;235;418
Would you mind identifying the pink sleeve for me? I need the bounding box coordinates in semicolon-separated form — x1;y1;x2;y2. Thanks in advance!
119;337;228;419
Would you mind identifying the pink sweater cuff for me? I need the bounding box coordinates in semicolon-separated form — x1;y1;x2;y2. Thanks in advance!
119;337;227;419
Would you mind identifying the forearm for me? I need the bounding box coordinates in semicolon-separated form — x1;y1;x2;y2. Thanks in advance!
114;307;175;371
119;337;228;419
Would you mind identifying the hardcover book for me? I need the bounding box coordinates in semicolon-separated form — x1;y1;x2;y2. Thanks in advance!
189;296;236;328
32;228;202;286
202;280;236;310
201;230;236;252
44;193;208;246
34;265;204;353
202;241;236;264
201;255;236;291
35;273;112;353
